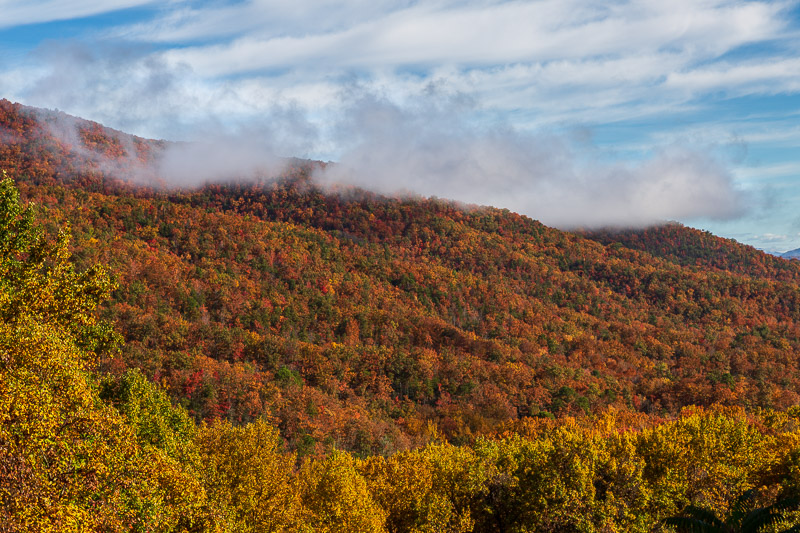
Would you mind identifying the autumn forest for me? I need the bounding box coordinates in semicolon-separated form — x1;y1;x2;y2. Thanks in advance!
4;98;800;531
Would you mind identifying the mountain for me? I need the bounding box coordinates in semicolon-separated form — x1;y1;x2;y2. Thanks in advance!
782;247;800;259
3;98;800;455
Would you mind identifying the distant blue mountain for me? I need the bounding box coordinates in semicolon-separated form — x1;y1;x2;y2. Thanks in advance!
781;248;800;259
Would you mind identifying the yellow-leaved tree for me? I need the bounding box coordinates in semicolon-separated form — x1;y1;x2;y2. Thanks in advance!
196;418;303;532
0;173;214;531
300;450;388;532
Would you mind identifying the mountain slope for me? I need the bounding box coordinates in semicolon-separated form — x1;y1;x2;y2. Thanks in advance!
782;247;800;260
582;223;800;281
3;98;800;454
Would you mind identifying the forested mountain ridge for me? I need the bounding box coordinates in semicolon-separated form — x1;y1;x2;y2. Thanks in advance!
9;98;800;530
2;98;800;457
582;223;800;281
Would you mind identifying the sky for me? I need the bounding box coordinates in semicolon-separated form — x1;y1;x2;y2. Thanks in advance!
1;0;800;252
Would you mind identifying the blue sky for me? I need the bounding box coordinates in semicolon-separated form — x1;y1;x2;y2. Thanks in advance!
2;1;800;252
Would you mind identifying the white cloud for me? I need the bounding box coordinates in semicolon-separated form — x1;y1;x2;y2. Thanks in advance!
7;0;798;137
11;42;197;138
0;0;154;28
666;58;800;95
315;90;748;228
156;0;787;77
111;0;795;140
759;233;790;242
118;0;413;43
736;162;800;181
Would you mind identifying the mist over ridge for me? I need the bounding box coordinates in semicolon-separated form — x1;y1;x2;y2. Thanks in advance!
7;92;749;231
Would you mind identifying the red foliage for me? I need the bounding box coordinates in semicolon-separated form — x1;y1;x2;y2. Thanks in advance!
5;99;800;453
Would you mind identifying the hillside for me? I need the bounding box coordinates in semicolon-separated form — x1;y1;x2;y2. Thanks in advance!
3;98;800;456
782;248;800;260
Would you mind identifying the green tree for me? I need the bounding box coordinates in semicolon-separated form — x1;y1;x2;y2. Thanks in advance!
663;491;799;532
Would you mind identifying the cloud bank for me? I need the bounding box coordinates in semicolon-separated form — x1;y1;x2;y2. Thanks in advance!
315;91;747;228
6;0;798;139
0;0;152;29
